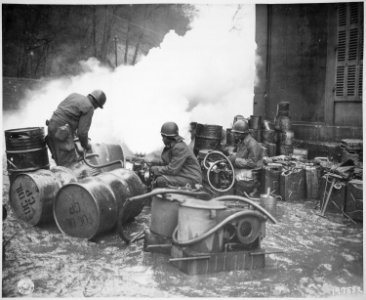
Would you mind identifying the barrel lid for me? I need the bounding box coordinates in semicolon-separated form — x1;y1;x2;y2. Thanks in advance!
180;199;226;210
54;183;100;239
9;174;43;226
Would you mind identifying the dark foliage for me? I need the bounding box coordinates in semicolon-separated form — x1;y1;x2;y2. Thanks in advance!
2;4;196;78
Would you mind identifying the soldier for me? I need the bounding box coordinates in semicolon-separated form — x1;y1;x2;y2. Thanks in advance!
46;90;106;166
150;122;203;188
229;119;263;168
228;119;264;195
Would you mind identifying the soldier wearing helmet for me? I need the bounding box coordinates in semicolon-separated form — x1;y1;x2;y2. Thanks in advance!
46;90;106;166
150;121;202;188
229;119;263;169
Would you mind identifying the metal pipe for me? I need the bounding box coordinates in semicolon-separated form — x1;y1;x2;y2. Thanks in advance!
83;150;123;169
169;256;211;262
212;195;278;224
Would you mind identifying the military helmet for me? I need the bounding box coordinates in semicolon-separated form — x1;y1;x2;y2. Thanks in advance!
231;119;249;134
89;90;106;109
161;122;179;137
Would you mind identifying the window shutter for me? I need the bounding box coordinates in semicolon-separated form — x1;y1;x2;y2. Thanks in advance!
335;3;363;101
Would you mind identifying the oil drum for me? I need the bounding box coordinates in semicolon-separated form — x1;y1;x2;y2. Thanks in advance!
9;167;77;226
5;127;50;181
177;199;226;253
251;130;262;142
194;124;222;155
274;116;291;131
263;142;277;157
262;129;276;143
261;164;282;195
54;168;145;239
279;130;294;146
249;115;262;130
88;143;124;172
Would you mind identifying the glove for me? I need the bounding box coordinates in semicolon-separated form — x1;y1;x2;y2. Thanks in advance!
228;154;236;164
150;166;160;175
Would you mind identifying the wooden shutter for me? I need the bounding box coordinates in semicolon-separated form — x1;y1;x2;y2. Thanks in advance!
335;3;363;100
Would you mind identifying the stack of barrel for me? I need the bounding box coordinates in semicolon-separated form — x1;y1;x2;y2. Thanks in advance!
274;102;294;156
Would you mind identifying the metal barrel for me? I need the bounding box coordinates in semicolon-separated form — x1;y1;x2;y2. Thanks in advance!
53;168;145;240
261;164;282;195
276;101;290;117
274;116;291;131
9;167;77;226
251;130;262;142
5;127;50;180
249;115;262;130
263;142;277;157
194;124;222;154
261;129;276;143
226;128;235;146
88;143;124;172
279;130;294;146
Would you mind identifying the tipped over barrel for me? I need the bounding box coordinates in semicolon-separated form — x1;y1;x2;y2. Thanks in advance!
53;168;146;240
9;167;77;225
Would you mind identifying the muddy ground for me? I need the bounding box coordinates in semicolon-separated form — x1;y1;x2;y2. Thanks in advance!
2;172;364;297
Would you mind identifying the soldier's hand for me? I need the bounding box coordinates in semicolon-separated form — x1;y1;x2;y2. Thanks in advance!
150;166;159;175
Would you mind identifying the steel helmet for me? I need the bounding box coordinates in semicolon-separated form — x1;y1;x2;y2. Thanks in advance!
161;122;179;137
233;114;245;123
232;119;249;134
89;90;106;109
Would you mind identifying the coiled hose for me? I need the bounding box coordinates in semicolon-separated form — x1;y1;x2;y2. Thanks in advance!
203;150;235;193
117;188;211;243
171;195;277;247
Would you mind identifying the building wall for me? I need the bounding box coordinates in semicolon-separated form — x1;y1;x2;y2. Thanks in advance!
254;3;363;142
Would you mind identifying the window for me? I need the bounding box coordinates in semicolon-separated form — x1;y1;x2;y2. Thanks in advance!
335;2;363;100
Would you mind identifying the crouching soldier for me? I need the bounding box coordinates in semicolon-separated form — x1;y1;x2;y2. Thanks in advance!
149;122;203;188
46;90;106;167
228;119;264;196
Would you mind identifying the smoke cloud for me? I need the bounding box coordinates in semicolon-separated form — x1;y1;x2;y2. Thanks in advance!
3;4;256;154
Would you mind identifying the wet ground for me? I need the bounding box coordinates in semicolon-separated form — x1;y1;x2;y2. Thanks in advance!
2;174;364;298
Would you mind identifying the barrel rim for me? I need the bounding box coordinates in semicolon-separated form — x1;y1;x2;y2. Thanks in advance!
5;127;45;134
53;182;101;240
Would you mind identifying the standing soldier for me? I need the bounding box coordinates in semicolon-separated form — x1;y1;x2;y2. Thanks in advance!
150;122;202;188
46;90;106;167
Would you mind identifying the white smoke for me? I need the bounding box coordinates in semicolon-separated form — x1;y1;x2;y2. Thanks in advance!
3;4;256;154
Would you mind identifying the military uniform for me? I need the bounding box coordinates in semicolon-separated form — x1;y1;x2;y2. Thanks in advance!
231;134;263;169
152;137;202;188
230;134;264;196
47;93;94;166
